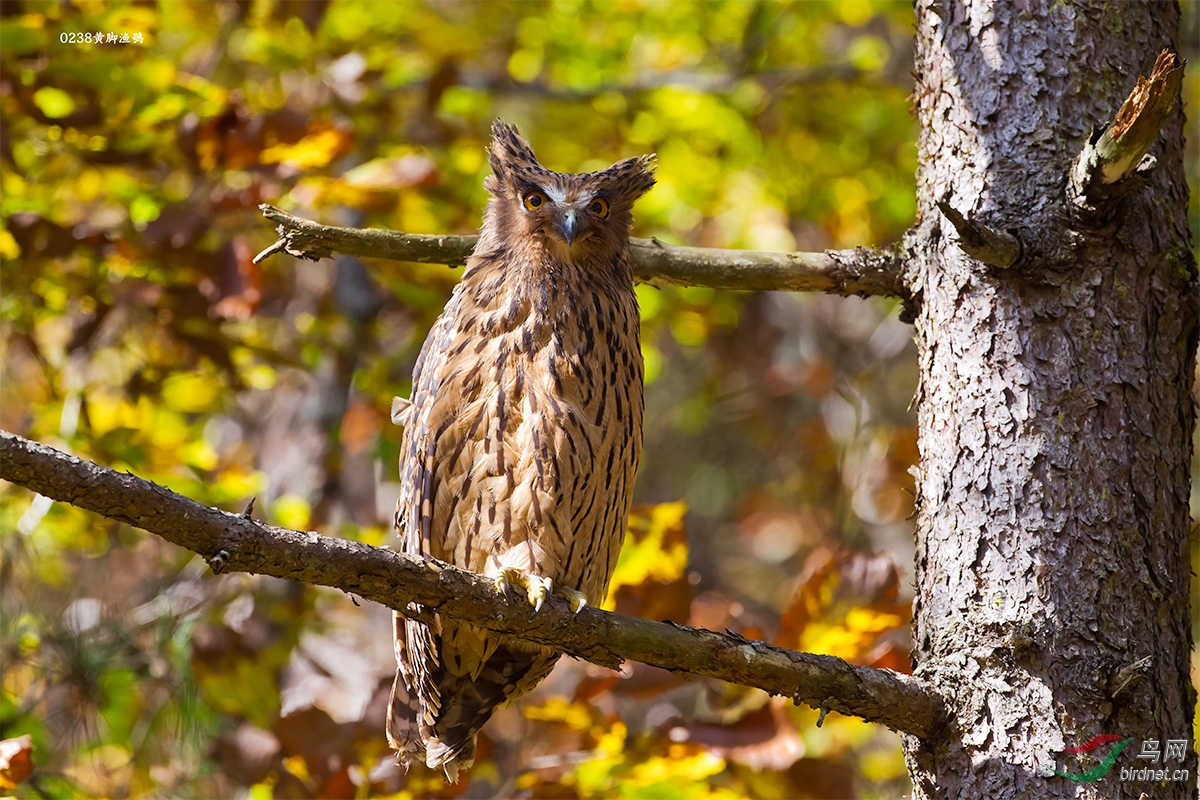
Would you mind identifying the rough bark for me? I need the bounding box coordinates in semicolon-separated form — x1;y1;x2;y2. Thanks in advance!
0;430;946;739
906;3;1195;799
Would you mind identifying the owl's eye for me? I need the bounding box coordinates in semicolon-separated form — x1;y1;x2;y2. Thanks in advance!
588;197;610;218
523;192;546;211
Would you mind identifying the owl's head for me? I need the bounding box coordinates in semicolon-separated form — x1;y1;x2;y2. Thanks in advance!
482;120;655;258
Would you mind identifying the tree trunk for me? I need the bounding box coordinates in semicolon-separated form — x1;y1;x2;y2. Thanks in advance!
904;2;1196;798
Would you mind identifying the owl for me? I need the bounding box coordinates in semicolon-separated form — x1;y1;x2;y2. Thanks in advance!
387;120;655;781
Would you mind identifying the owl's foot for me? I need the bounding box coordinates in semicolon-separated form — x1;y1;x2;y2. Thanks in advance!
495;569;552;612
551;584;588;614
494;570;588;614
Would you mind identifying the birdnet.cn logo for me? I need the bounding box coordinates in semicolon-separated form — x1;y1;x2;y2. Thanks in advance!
1053;734;1191;783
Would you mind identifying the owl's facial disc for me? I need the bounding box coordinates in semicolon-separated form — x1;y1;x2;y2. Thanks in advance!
521;185;607;250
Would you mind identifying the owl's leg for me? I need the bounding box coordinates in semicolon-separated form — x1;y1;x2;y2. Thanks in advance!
494;570;588;613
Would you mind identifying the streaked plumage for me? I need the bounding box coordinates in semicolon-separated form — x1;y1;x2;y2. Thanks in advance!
387;121;655;781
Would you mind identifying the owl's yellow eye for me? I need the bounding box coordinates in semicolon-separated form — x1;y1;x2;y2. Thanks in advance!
588;197;610;218
523;192;546;211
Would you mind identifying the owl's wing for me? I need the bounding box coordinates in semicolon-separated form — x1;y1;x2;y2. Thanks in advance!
390;296;464;766
395;297;463;559
395;287;517;572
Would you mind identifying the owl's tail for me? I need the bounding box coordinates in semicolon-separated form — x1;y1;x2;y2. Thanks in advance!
429;643;559;782
387;619;560;782
386;662;483;785
424;734;476;784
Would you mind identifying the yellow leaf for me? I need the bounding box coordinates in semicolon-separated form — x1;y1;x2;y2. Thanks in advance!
209;467;266;504
626;749;725;786
261;126;352;169
242;364;277;390
161;372;219;413
596;720;627;756
603;501;688;610
844;607;904;634
86;393;123;436
0;230;19;260
523;697;597;731
33;86;75;118
272;494;311;530
777;548;909;665
246;778;275;800
281;754;310;782
182;439;218;471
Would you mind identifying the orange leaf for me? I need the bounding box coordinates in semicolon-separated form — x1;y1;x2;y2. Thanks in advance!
0;735;34;790
775;547;910;667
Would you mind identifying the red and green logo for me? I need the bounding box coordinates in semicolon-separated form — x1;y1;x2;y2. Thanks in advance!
1054;734;1134;782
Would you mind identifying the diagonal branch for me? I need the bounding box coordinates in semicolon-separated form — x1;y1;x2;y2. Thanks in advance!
0;430;944;739
254;205;909;299
1069;48;1185;215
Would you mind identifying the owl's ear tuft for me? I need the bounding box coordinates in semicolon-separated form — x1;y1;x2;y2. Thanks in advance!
486;120;541;194
598;153;657;205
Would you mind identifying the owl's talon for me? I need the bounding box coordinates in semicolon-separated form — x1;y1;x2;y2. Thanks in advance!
495;569;553;612
554;586;588;614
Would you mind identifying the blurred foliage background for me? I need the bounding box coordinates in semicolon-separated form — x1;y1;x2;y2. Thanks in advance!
1;1;1195;798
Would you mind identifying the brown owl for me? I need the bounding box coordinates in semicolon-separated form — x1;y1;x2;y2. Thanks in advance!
387;121;655;781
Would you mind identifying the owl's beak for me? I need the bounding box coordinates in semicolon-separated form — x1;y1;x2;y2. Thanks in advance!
555;209;580;246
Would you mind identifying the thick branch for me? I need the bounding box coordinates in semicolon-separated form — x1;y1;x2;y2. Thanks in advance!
1069;48;1184;213
255;205;908;298
0;430;944;738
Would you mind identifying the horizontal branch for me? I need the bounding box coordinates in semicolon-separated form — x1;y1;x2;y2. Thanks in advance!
255;205;908;298
0;430;944;738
